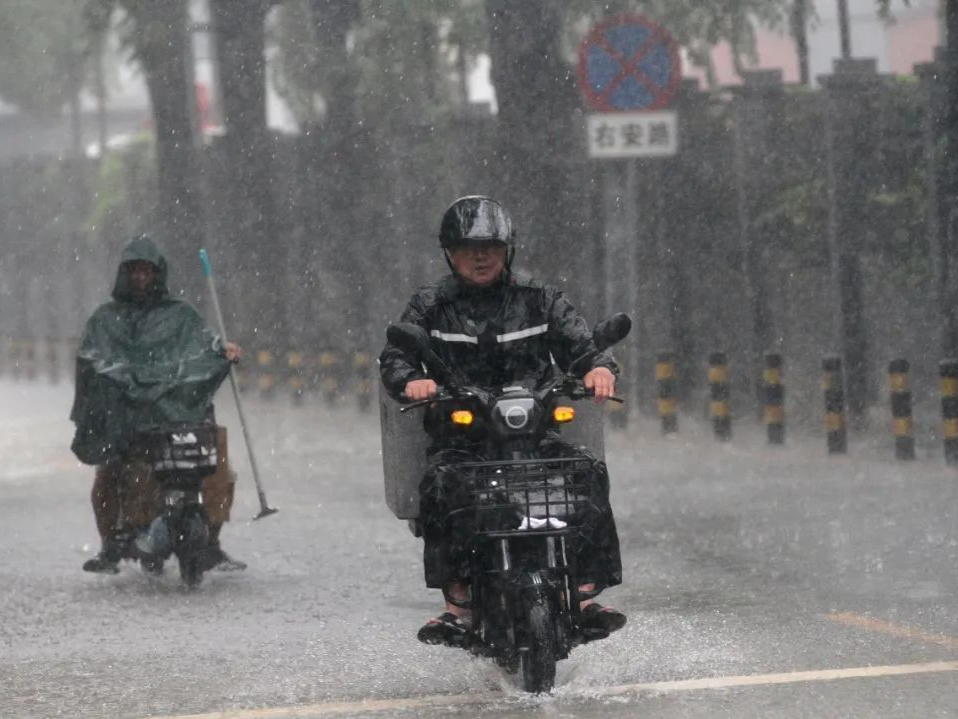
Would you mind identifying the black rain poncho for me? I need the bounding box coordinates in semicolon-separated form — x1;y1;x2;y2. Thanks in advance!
70;236;230;465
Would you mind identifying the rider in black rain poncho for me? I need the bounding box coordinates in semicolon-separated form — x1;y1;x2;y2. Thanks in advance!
379;196;626;646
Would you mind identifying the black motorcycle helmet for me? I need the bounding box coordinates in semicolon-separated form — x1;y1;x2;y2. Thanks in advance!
439;195;516;272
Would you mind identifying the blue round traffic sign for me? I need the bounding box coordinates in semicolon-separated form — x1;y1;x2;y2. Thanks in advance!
577;15;682;112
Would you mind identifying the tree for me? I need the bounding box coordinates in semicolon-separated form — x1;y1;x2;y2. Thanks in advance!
209;0;286;346
0;0;89;116
484;0;580;280
86;0;205;300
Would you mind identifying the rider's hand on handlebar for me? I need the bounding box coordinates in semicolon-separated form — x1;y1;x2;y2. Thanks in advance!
224;342;243;363
405;379;438;401
584;366;615;403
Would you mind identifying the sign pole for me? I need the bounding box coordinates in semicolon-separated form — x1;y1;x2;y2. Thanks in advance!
625;159;640;412
578;13;683;417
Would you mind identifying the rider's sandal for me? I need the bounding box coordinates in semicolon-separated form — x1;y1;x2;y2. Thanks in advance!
210;549;248;572
82;553;121;574
417;612;471;646
580;603;627;634
82;539;126;574
200;545;248;572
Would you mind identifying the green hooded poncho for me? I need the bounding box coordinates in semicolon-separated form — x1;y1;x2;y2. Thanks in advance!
70;235;230;465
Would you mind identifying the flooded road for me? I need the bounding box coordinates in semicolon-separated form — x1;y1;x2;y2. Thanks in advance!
3;380;958;718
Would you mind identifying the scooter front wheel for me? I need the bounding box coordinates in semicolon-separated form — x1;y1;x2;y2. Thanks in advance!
178;553;204;588
518;598;557;693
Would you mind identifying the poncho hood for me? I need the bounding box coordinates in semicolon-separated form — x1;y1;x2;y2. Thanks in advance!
112;234;170;303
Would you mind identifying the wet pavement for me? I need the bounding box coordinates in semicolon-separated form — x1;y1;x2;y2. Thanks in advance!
3;379;958;718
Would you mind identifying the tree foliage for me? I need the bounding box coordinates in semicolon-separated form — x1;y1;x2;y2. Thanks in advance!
271;0;486;127
0;0;90;115
268;0;913;119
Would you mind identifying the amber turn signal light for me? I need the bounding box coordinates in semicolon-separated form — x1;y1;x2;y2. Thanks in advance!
451;410;474;426
553;406;576;423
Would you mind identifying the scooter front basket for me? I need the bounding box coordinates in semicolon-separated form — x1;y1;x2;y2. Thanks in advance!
454;457;597;536
138;424;219;481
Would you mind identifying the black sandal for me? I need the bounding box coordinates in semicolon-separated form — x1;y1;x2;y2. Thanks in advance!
417;612;470;646
580;603;627;634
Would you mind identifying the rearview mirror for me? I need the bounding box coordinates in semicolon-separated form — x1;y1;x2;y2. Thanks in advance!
592;313;631;352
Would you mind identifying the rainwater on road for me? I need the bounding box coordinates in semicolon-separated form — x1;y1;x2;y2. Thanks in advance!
2;380;958;718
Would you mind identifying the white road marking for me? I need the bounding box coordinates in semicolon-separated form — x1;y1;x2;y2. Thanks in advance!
146;660;958;719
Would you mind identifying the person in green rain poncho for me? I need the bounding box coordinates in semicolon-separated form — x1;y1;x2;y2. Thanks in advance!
71;235;246;574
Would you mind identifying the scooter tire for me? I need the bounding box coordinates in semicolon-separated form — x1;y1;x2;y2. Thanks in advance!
178;553;204;589
519;598;557;693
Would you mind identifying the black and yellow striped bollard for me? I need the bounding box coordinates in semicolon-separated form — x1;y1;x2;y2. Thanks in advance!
24;339;38;381
256;349;276;398
67;338;79;386
353;351;373;412
822;355;847;454
287;350;306;404
763;353;785;445
939;359;958;466
656;351;678;434
9;339;20;380
10;339;23;381
888;359;915;460
606;394;628;428
318;350;341;405
708;352;731;441
46;337;60;385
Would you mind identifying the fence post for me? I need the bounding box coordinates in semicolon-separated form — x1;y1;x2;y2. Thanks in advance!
822;355;848;454
763;352;785;444
888;359;915;460
656;351;678;434
940;359;958;465
708;352;731;441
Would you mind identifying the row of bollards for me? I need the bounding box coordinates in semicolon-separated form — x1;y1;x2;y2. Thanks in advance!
6;335;958;456
0;338;374;411
0;337;74;384
650;351;958;465
234;348;374;410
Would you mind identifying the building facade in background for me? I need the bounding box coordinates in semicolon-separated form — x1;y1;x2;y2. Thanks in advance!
701;0;940;85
